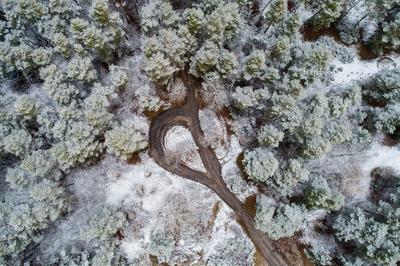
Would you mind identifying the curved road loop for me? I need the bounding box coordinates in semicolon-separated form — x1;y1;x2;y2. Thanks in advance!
149;72;289;266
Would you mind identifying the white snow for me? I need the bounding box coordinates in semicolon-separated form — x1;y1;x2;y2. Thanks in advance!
164;126;206;172
121;241;144;260
332;54;399;84
359;142;400;177
199;109;228;158
106;152;195;211
202;202;255;264
106;146;255;263
332;57;379;84
221;136;256;200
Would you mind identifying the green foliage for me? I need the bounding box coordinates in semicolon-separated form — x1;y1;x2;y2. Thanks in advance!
373;104;400;134
145;51;178;85
142;0;241;85
366;68;400;104
288;44;331;86
262;0;287;28
243;148;279;183
273;36;290;57
372;13;400;51
184;8;205;34
144;27;196;85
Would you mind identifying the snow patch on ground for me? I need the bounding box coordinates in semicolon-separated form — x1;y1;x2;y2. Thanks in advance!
332;54;399;84
309;140;400;202
199;109;256;200
164;126;206;172
302;209;336;251
106;153;196;211
203;203;255;265
199;109;228;158
359;142;400;176
39;155;128;257
103;152;254;264
221;136;256;200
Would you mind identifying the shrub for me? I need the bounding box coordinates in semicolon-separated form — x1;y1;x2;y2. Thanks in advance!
304;176;344;211
243;148;279;183
257;124;284;147
3;129;32;157
255;196;306;240
105;120;148;160
14;96;39;118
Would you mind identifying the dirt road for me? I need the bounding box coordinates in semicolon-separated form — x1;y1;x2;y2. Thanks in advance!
148;72;289;266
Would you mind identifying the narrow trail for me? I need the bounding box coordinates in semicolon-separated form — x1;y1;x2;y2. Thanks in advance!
148;72;289;266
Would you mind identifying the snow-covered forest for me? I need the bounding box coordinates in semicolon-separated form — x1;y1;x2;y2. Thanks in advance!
1;0;400;265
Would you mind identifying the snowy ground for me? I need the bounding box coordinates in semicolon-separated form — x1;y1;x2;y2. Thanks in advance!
107;152;255;264
332;54;399;84
164;126;206;172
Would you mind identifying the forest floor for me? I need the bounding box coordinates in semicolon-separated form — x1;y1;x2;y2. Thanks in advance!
148;71;305;266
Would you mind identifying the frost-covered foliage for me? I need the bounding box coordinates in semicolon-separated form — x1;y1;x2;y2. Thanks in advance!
306;246;333;266
243;148;279;183
105;120;148;160
14;96;39;118
364;68;400;136
309;0;345;30
271;159;309;195
190;41;238;80
0;180;70;261
326;169;400;265
255;196;306;240
206;3;241;42
257;124;284;147
21;150;57;179
304;176;344;211
243;50;266;80
81;206;128;242
2;129;32;157
231;86;270;110
142;0;241;85
0;0;133;263
1;0;400;265
110;65;128;90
